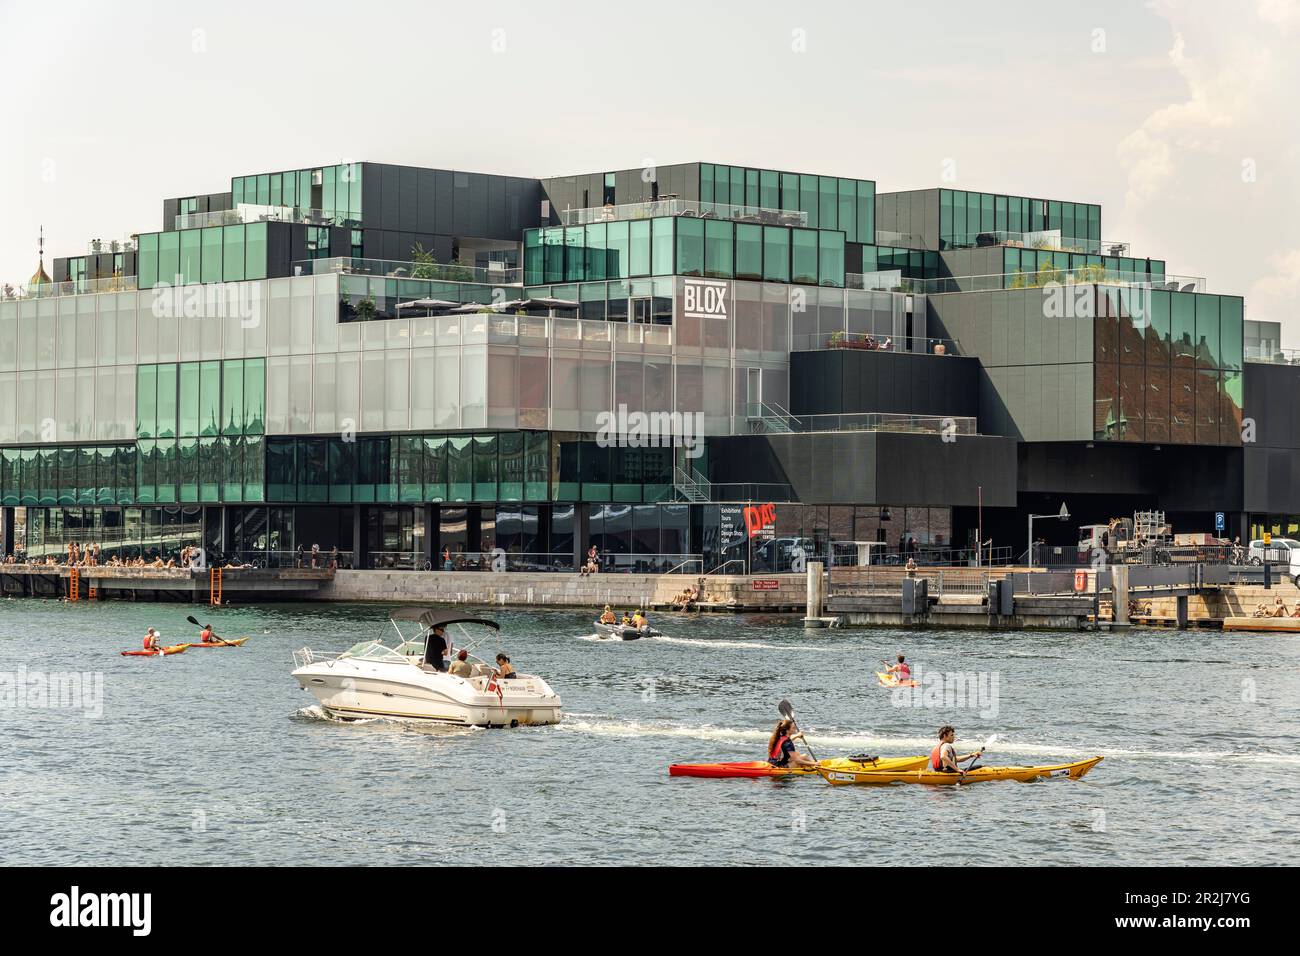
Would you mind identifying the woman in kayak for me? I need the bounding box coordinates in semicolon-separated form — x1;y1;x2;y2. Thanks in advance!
885;655;911;681
599;605;617;625
931;725;983;774
495;654;517;680
767;719;816;769
198;624;216;644
142;628;161;651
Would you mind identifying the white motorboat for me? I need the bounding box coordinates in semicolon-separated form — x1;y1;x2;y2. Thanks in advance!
291;607;562;727
593;620;662;641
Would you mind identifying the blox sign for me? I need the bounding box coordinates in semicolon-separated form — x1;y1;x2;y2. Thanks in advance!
683;278;728;319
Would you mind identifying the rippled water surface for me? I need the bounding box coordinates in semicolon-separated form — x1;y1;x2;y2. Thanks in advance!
1;599;1297;865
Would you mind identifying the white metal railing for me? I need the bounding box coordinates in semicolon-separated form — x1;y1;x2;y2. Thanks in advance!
1246;345;1300;365
943;230;1131;257
559;198;807;228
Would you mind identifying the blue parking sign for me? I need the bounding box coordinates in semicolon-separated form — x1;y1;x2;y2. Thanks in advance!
1215;512;1225;531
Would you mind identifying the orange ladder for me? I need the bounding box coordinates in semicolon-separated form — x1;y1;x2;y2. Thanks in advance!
68;567;80;602
209;566;223;606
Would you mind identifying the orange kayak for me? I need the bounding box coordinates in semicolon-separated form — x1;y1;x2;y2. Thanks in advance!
670;755;929;779
120;644;189;657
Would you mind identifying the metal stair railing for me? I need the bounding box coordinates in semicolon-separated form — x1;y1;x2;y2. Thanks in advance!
673;465;712;503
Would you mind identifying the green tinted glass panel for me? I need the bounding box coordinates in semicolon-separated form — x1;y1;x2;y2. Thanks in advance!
651;218;673;275
222;360;245;434
158;232;180;286
222;225;245;282
244;222;267;281
178;362;200;436
606;221;629;280
244;358;265;434
818;231;844;287
763;226;790;282
1220;297;1243;370
1194;294;1220;369
791;229;818;284
735;224;762;280
201;227;223;283
155;363;178;438
629;220;651;276
137;364;157;438
704;220;733;279
676;217;704;277
179;230;201;285
199;361;221;436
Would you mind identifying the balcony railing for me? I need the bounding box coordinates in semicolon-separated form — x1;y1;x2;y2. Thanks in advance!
175;204;356;230
559;198;807;228
744;406;977;436
943;230;1132;257
2;274;138;300
793;331;961;355
298;256;522;286
1246;346;1300;365
85;237;137;256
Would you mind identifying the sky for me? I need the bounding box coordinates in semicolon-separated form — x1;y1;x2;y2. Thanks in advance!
1;0;1297;336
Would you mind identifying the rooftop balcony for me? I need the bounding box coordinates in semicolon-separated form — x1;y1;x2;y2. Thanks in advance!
175;203;356;231
844;268;1206;295
2;274;138;301
297;256;522;286
1246;346;1300;366
943;229;1132;257
558;198;807;228
744;404;978;436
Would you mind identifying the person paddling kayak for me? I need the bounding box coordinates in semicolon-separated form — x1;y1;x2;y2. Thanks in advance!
142;628;161;651
931;725;983;775
884;655;911;681
768;718;817;769
198;623;217;644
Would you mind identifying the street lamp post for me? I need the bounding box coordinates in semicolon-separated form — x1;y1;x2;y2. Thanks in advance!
1027;502;1071;565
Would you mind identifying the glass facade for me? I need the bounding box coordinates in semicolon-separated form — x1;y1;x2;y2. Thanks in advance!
230;163;362;226
265;432;672;505
700;163;875;243
523;218;847;288
1093;288;1243;445
939;189;1101;250
136;223;269;289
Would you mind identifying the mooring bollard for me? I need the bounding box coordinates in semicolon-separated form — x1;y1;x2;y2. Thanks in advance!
803;561;824;627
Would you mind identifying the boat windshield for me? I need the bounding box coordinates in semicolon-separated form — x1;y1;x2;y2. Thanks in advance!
341;640;411;663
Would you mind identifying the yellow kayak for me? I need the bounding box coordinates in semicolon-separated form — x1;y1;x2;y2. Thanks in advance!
670;754;928;779
184;637;249;649
818;755;1104;786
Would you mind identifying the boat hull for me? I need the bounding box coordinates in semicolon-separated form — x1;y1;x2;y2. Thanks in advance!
594;621;660;641
293;663;562;727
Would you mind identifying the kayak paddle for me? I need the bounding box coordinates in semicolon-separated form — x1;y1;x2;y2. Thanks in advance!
963;734;998;772
777;699;819;761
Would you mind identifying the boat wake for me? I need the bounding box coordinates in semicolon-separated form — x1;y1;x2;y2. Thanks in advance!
557;714;1300;766
292;705;482;736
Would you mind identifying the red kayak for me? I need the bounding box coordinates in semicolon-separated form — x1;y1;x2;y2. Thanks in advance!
120;644;189;657
669;761;817;779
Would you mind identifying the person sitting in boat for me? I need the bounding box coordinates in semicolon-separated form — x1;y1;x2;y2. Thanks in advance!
423;624;450;672
599;605;617;625
931;725;982;774
142;628;161;651
885;654;911;682
198;624;217;644
632;609;648;630
767;719;816;769
448;649;473;678
621;612;634;626
495;654;517;680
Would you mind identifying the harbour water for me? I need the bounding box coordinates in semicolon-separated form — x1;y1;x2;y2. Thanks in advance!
1;600;1296;866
